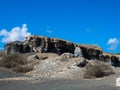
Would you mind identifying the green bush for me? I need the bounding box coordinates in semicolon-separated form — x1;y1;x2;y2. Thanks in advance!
83;61;113;78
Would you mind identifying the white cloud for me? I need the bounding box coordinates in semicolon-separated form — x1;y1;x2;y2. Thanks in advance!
0;24;31;43
46;30;53;34
107;38;119;50
46;26;53;34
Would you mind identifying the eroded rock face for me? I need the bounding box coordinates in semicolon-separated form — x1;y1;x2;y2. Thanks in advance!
4;35;120;66
5;36;76;55
4;41;32;54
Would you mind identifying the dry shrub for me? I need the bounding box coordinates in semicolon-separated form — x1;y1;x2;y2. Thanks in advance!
83;61;113;79
67;66;71;69
13;65;33;73
0;51;4;57
0;53;33;73
59;57;69;62
0;53;27;68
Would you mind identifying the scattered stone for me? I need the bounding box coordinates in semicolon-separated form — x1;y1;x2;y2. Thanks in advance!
33;55;48;60
61;53;74;58
32;47;38;52
116;77;120;86
33;55;40;60
76;59;88;67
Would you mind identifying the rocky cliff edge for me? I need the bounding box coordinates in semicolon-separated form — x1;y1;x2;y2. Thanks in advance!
4;35;120;65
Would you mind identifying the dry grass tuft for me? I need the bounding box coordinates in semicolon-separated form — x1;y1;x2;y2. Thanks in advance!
13;65;33;73
83;61;113;79
59;57;69;62
0;53;33;73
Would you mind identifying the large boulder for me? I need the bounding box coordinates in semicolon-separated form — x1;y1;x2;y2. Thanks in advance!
74;47;82;57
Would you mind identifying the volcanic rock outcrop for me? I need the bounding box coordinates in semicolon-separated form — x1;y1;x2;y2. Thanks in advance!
4;35;120;66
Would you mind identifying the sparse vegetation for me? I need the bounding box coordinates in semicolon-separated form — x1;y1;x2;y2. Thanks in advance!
13;65;33;73
0;53;33;73
83;61;113;79
0;51;4;57
59;57;69;62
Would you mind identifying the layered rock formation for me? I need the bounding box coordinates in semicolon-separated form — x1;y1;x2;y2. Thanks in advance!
4;35;120;66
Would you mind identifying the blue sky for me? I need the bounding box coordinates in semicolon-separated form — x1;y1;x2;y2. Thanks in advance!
0;0;120;53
